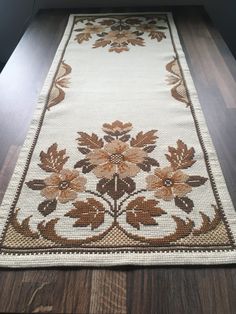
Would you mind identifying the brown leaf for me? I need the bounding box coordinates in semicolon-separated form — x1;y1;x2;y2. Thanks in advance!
99;19;116;26
38;143;69;173
74;158;96;173
47;85;65;110
143;145;156;153
38;199;57;217
186;176;208;187
165;139;196;170
127;37;145;46
65;198;105;230
126;196;165;230
97;175;135;200
174;196;194;213
11;209;40;239
119;134;130;142
77;132;104;149
104;135;114;142
125;18;142;25
149;31;166;41
26;179;46;190
78;147;91;155
137;157;159;172
93;39;111;48
130;130;158;147
75;32;92;44
193;205;221;236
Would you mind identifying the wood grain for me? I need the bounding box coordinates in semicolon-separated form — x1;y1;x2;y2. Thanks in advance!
0;6;236;314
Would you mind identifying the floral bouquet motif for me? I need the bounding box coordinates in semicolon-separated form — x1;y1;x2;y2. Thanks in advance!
20;120;219;246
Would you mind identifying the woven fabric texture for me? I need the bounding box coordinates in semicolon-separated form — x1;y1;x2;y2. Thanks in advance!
0;13;236;267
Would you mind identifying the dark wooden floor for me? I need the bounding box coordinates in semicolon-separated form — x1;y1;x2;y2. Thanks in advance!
0;6;236;314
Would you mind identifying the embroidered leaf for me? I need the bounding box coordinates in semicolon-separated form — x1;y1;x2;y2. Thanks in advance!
174;196;194;213
93;39;111;48
11;209;39;239
130;130;158;147
48;85;65;110
126;196;165;230
75;32;92;44
99;19;116;26
193;205;221;236
143;145;156;153
148;31;166;41
186;176;208;187
137;157;159;172
119;134;130;142
165;139;196;170
104;135;114;143
38;199;57;217
78;147;91;155
77;132;104;149
74;158;96;173
38;143;69;173
127;37;145;47
125;18;142;25
65;198;105;230
97;175;135;200
26;179;46;190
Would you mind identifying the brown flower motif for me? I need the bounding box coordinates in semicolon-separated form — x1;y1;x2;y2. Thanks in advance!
83;25;105;34
146;167;192;201
102;120;132;136
41;169;86;203
103;30;137;44
137;23;157;32
86;139;147;179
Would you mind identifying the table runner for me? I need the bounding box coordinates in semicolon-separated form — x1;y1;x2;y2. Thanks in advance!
0;13;236;267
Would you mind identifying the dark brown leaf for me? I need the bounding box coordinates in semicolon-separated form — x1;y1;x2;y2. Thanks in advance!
38;143;69;173
148;31;166;41
137;157;159;172
78;147;91;155
126;196;165;230
174;196;194;213
130;130;158;147
26;179;46;190
97;175;135;200
143;145;156;153
104;135;114;142
119;134;130;142
75;32;92;44
186;176;208;187
38;199;57;217
74;158;96;173
77;132;104;149
65;198;105;230
165;139;196;170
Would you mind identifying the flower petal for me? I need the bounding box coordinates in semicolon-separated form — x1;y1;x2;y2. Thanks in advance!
173;183;192;197
44;173;61;186
154;187;174;201
58;189;77;203
172;170;189;183
118;162;140;178
154;166;173;179
104;140;128;154
146;175;162;190
70;176;87;192
41;187;59;200
124;147;147;164
87;149;109;165
92;163;116;179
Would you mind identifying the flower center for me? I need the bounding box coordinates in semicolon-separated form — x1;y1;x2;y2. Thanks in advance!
59;180;70;190
110;153;124;164
163;178;173;187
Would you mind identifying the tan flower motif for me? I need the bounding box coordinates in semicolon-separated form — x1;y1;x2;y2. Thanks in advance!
103;30;138;44
41;169;86;203
102;120;132;136
146;167;192;201
86;139;147;179
83;25;105;34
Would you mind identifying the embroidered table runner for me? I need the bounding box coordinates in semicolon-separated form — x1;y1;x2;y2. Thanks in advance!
0;13;236;267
